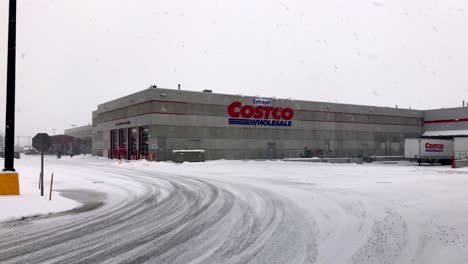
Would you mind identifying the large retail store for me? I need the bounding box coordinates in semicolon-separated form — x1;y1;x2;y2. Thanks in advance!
65;87;468;161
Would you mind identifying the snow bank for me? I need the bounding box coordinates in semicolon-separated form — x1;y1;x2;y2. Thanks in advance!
0;156;80;221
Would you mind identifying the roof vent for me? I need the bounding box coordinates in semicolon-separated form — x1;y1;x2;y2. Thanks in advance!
202;89;212;93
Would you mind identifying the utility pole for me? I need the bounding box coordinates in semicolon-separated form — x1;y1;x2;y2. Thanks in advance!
1;0;20;195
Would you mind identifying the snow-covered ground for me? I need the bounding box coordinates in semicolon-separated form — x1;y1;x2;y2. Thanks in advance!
1;155;468;263
0;156;80;221
0;155;146;222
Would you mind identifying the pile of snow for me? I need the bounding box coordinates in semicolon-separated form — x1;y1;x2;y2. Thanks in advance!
0;156;80;221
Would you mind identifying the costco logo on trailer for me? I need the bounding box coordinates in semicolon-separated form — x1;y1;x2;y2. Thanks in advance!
425;142;444;152
227;100;294;127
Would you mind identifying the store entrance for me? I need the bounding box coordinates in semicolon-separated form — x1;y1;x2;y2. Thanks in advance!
139;126;149;160
110;126;150;160
129;127;138;160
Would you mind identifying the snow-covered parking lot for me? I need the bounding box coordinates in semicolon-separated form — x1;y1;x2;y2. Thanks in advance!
1;155;468;263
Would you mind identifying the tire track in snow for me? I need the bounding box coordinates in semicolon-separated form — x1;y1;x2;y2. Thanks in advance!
351;208;408;264
0;160;318;264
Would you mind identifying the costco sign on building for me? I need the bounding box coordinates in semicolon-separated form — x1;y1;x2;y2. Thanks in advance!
227;99;294;127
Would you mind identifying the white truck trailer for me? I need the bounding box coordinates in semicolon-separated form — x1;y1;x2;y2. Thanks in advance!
404;138;454;165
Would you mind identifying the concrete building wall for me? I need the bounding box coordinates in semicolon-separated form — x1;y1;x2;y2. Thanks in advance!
92;88;424;160
64;125;93;138
64;125;93;154
424;107;468;131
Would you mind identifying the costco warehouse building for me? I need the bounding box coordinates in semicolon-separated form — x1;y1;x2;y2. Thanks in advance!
84;87;452;161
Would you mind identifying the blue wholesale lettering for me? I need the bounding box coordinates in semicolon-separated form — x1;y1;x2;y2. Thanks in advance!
228;118;292;127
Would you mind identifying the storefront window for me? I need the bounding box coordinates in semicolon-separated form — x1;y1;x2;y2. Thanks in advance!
140;126;149;159
111;130;118;158
119;129;127;149
129;128;138;159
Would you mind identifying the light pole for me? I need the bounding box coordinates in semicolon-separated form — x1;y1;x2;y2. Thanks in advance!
1;0;20;195
4;0;16;172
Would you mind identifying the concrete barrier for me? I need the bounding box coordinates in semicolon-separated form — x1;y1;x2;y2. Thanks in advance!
172;150;206;163
283;158;363;164
454;159;468;168
369;156;405;162
0;172;20;195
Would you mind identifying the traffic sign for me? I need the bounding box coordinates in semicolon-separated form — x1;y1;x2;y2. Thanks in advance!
32;133;51;197
32;133;51;152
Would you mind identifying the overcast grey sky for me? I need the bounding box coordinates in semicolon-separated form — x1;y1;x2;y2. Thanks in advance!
1;0;468;139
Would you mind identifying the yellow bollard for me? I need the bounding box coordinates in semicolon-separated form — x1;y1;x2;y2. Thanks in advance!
49;173;54;201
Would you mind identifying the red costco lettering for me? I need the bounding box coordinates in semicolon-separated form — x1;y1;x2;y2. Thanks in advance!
240;105;254;118
272;108;282;119
227;102;242;117
282;108;294;120
425;143;444;149
227;102;294;120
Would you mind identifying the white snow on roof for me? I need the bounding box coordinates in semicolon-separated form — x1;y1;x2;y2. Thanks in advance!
423;129;468;137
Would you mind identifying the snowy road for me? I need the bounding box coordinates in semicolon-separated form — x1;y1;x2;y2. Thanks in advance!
1;157;468;263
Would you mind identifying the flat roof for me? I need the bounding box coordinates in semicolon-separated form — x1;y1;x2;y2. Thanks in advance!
422;129;468;137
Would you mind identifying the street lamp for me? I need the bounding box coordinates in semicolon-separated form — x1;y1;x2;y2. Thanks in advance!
0;0;20;195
